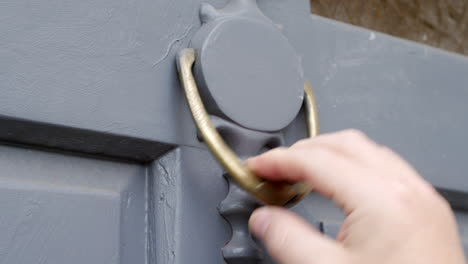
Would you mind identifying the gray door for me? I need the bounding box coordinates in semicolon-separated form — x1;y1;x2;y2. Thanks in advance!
1;0;467;263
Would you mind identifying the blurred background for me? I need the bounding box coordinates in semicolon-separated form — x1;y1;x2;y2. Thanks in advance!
310;0;468;56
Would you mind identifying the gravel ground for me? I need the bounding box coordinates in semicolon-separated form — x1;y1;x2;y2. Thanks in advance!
311;0;468;56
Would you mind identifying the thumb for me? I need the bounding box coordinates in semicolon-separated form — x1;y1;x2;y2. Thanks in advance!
249;206;349;264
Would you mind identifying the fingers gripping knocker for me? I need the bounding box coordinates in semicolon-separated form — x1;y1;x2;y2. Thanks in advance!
176;48;319;207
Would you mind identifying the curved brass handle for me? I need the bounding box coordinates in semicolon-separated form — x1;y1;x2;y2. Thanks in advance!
176;48;319;207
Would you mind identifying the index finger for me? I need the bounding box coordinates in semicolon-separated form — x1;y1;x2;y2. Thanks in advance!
247;135;382;213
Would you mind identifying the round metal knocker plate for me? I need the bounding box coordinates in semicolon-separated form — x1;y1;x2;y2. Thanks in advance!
177;49;319;207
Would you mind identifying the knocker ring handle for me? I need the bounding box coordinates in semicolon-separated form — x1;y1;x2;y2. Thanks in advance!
176;48;319;207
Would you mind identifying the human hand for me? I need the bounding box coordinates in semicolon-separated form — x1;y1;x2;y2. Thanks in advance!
247;130;466;264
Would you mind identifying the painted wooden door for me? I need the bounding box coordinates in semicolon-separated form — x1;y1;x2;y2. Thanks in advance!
1;0;467;263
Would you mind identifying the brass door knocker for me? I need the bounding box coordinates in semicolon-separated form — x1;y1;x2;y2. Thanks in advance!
177;48;319;206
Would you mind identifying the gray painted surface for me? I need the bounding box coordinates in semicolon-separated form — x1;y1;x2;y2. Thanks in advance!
456;212;468;259
1;0;468;194
0;116;174;162
0;0;467;263
191;0;304;131
260;1;468;194
0;144;146;264
150;147;332;264
149;148;230;264
212;116;283;263
0;0;210;153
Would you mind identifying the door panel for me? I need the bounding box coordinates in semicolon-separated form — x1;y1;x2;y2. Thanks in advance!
0;145;146;264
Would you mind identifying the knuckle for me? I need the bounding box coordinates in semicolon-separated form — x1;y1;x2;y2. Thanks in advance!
265;147;288;157
344;128;367;138
378;145;395;155
423;194;455;224
419;180;441;197
390;182;415;203
421;193;457;227
377;145;409;165
431;192;452;213
291;138;312;149
382;181;420;213
341;129;367;141
311;146;337;164
384;180;454;220
437;196;452;212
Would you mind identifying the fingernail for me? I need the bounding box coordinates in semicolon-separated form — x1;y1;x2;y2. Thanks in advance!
249;207;272;239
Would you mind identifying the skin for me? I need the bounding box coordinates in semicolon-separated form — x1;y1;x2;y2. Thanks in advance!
247;130;466;264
